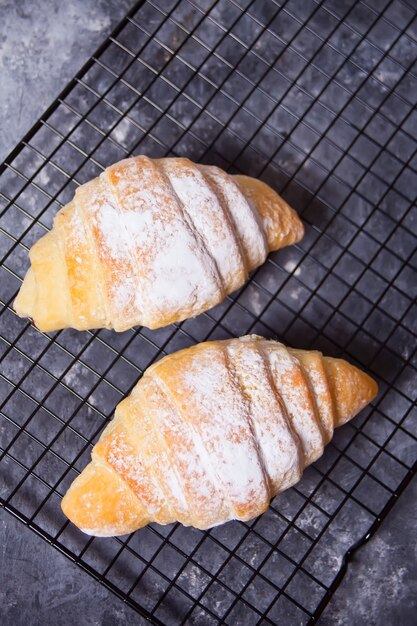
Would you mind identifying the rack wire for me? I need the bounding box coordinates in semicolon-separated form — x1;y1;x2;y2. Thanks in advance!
1;0;416;623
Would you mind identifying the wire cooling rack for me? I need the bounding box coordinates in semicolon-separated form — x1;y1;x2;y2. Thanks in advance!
1;0;417;623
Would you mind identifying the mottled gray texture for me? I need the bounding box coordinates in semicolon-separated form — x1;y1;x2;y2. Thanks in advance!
319;475;417;626
0;509;147;626
0;0;134;162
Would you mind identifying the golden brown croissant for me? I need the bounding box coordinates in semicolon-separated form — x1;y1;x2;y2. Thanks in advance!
61;335;378;536
13;156;304;332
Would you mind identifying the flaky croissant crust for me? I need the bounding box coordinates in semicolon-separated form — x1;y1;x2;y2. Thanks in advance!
62;336;378;537
14;156;304;332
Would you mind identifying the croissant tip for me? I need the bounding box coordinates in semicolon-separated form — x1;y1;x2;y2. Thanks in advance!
62;460;149;537
323;356;378;426
291;216;305;244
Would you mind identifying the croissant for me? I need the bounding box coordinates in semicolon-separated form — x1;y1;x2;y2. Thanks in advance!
14;156;304;332
61;335;378;536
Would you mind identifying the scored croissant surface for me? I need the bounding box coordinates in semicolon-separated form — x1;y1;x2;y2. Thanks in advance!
62;335;378;536
14;156;304;332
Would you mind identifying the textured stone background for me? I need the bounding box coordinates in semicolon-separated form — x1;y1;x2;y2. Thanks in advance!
0;0;134;161
1;1;416;624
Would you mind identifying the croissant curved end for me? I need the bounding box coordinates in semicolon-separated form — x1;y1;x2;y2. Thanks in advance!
61;460;149;537
323;356;378;426
14;267;36;321
234;175;305;249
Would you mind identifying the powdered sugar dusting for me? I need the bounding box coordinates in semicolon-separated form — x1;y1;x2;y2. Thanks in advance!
72;156;272;331
132;387;189;522
145;376;229;528
160;159;245;294
105;432;165;518
155;343;270;521
262;341;325;464
297;352;334;443
94;200;131;261
201;165;268;270
76;178;139;329
102;157;224;329
226;338;302;493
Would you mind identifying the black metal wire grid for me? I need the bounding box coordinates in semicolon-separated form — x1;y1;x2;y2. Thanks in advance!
1;0;417;623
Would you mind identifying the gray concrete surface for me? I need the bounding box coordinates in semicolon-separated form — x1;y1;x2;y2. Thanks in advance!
1;1;417;625
0;0;134;162
0;508;146;626
319;475;417;626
